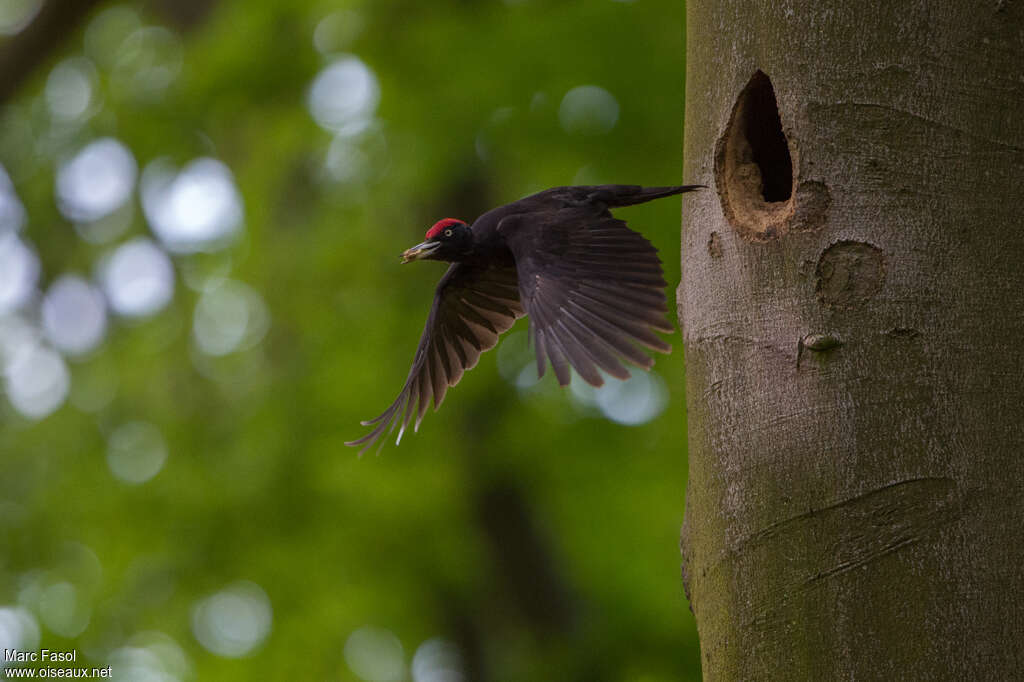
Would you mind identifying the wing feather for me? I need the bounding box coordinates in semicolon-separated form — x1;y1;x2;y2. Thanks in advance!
503;210;673;387
346;263;523;454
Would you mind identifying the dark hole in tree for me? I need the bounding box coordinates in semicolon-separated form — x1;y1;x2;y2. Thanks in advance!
742;71;792;202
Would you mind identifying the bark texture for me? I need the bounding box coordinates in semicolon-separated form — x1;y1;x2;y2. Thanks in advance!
678;2;1024;679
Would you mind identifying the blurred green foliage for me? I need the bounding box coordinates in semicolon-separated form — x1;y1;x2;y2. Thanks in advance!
0;0;700;679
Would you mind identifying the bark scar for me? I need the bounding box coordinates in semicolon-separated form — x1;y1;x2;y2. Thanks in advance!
741;477;962;593
827;101;1024;153
815;240;886;307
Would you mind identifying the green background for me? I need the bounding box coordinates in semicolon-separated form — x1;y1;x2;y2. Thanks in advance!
0;0;700;679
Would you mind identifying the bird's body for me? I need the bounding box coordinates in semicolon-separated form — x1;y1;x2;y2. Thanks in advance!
347;184;703;453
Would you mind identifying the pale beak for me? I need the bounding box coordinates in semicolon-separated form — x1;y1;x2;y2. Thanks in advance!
401;240;441;263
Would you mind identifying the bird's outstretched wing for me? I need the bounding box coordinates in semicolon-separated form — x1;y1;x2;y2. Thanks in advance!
347;263;524;454
501;208;672;387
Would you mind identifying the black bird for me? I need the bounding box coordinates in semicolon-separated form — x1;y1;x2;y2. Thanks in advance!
347;184;703;453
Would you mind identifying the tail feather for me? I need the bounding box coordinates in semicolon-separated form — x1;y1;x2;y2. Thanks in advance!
590;184;706;208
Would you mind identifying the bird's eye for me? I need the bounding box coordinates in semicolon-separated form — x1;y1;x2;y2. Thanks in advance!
444;229;453;237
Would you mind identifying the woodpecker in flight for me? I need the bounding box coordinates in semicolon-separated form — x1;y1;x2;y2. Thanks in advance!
347;184;703;453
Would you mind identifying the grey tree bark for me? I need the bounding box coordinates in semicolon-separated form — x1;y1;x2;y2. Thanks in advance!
678;2;1024;680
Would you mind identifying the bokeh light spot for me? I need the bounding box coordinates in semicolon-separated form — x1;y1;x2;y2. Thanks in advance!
193;280;269;356
45;58;99;122
106;421;168;484
111;26;183;99
308;56;380;135
559;85;619;135
324;124;388;185
0;163;26;237
85;6;143;69
142;158;243;253
570;370;668;425
0;314;37;367
0;0;41;36
56;138;137;222
56;542;104;591
313;10;364;54
191;582;272;658
110;631;191;682
100;238;174;317
109;646;170;682
38;581;90;638
344;626;405;682
597;371;667;425
569;378;600;413
41;275;107;356
326;136;370;183
0;234;39;314
3;342;69;419
412;638;464;682
0;606;40;665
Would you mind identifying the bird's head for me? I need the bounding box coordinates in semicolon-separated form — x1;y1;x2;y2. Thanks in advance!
401;218;472;263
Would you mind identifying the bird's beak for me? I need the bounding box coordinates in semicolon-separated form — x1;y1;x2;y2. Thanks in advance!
401;240;441;263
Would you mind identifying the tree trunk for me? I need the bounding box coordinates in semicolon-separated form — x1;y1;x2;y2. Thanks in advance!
678;2;1024;679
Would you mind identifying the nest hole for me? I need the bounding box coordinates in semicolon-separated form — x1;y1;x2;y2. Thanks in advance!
715;70;796;240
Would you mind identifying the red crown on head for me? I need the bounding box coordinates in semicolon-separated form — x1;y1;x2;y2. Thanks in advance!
425;218;464;240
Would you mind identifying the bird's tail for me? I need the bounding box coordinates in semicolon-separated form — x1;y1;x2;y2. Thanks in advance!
590;184;706;207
